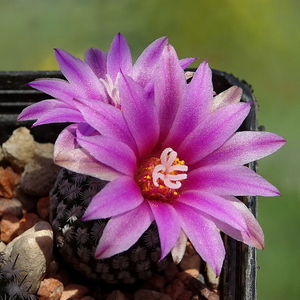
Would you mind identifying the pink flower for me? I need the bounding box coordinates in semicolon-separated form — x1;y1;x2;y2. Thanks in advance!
18;36;285;276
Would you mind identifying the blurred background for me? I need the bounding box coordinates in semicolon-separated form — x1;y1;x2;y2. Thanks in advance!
0;0;298;298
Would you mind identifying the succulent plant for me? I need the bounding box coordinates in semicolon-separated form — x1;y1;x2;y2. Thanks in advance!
0;253;36;300
49;168;170;284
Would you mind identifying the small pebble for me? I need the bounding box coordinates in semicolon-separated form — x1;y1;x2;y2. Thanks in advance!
3;221;53;294
165;278;185;300
37;196;50;220
17;212;41;235
164;262;179;282
20;156;61;197
0;198;23;218
0;167;19;198
0;213;20;243
2;127;36;171
37;278;64;300
106;290;126;300
60;284;90;300
134;289;172;300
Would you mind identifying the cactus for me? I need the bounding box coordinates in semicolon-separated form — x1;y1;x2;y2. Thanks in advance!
0;253;36;300
49;168;171;284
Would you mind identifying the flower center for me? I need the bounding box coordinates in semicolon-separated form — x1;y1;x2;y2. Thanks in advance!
135;148;188;203
100;73;121;108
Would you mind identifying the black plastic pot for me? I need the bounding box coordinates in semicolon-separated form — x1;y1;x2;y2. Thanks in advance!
0;70;259;300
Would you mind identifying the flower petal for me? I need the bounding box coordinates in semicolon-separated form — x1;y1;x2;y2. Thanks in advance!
211;196;264;249
148;201;181;260
54;124;121;181
154;44;187;142
82;176;144;220
132;36;168;87
73;97;137;151
178;190;248;232
164;60;214;148
173;201;225;276
94;201;154;259
17;99;84;126
200;131;286;166
84;47;108;79
179;57;198;69
178;102;251;164
186;164;281;196
211;86;243;112
28;78;86;102
76;127;137;176
119;73;159;158
171;230;187;264
107;33;132;81
55;48;105;100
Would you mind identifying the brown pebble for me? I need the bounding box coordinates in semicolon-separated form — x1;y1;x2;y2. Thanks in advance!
60;284;90;300
81;297;95;300
37;196;50;220
0;213;20;242
18;212;41;235
106;290;126;300
0;167;18;198
177;289;192;300
134;289;171;300
37;278;64;300
141;274;166;292
176;272;193;286
164;262;179;282
165;278;185;300
184;269;199;279
0;198;23;218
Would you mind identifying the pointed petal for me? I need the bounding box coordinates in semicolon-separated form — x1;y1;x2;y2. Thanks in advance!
178;102;251;164
84;47;107;78
55;48;105;100
76;127;137;176
54;124;121;181
186;165;281;196
165;60;214;148
171;230;187;264
95;201;153;259
17;99;84;126
200;131;286;166
155;44;187;142
82;176;143;220
211;196;264;249
179;57;198;69
211;86;243;112
173;201;225;276
73;98;137;151
132;36;168;87
107;33;132;81
148;201;181;259
178;190;248;232
28;78;86;102
119;73;159;158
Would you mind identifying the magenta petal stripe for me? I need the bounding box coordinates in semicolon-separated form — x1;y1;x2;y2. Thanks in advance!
107;33;133;81
200;131;287;166
148;201;181;260
186;164;281;196
94;201;154;259
119;74;159;158
132;36;168;87
54;125;121;181
82;176;144;220
84;47;108;79
178;102;251;164
76;131;137;177
178;190;248;232
210;196;264;249
174;201;225;276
